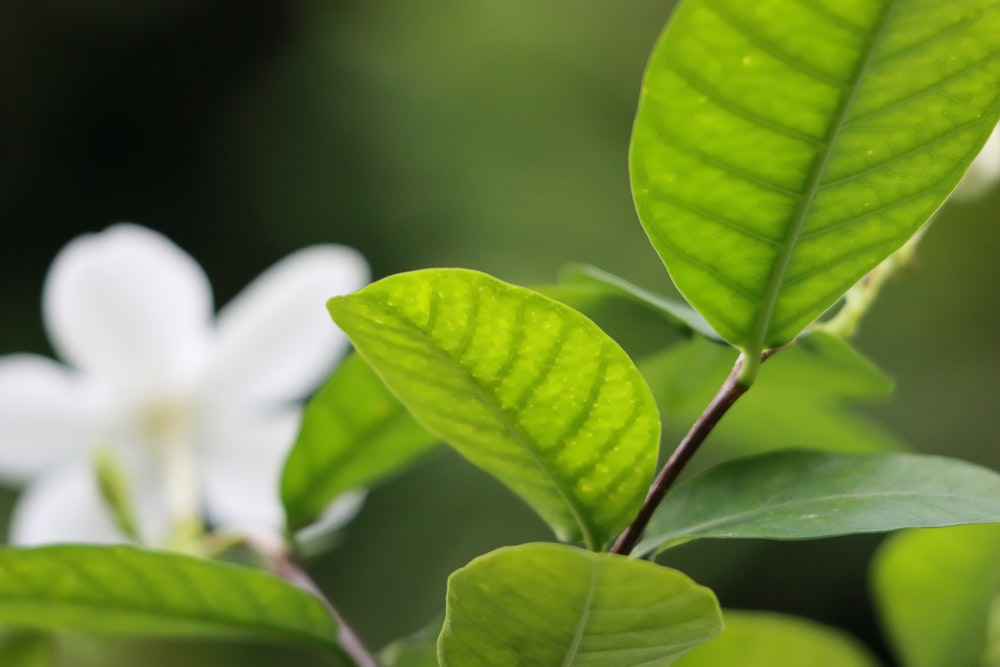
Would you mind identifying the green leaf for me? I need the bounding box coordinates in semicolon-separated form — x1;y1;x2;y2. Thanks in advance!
382;618;442;667
631;0;1000;372
556;264;725;343
641;331;901;459
872;524;1000;667
439;543;722;667
0;630;53;667
637;450;1000;555
282;353;440;532
328;269;660;549
0;546;338;653
675;610;881;667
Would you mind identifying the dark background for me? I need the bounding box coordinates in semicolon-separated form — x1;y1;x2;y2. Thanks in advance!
2;2;998;665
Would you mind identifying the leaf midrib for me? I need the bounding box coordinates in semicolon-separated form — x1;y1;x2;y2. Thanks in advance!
561;562;600;667
745;0;896;364
366;296;599;549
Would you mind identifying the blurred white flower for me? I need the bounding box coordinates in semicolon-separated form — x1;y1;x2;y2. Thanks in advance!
0;224;368;546
952;123;1000;202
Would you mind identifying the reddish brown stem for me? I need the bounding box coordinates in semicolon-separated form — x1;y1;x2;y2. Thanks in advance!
610;351;774;556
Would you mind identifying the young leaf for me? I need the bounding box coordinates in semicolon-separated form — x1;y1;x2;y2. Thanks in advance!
674;610;881;667
439;543;722;667
637;450;1000;555
328;269;660;549
281;353;439;532
556;264;725;343
631;0;1000;376
641;332;901;459
0;546;338;653
381;618;442;667
872;524;1000;667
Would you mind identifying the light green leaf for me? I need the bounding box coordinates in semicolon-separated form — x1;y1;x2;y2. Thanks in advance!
439;543;722;667
872;524;1000;667
557;264;724;343
0;546;338;653
281;353;439;532
328;269;660;549
641;331;901;459
382;618;442;667
637;450;1000;555
675;610;881;667
632;0;1000;372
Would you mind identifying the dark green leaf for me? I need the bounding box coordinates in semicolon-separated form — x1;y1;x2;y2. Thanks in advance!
282;353;439;532
675;610;881;667
0;546;338;653
872;524;1000;667
638;450;1000;555
439;543;722;666
328;269;660;549
0;630;54;667
632;0;1000;374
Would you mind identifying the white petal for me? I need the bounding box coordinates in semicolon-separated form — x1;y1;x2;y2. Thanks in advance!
200;245;369;405
43;224;214;396
198;409;301;532
0;355;106;482
9;463;128;545
953;124;1000;202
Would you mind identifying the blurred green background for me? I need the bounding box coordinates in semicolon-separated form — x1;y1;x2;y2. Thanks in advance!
1;1;998;665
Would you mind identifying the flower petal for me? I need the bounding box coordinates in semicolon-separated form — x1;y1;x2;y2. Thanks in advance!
43;224;214;396
9;463;128;545
198;409;301;532
0;355;106;482
200;245;369;405
8;456;173;546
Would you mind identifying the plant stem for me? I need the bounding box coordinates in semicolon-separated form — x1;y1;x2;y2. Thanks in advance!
610;351;772;556
247;532;381;667
272;554;382;667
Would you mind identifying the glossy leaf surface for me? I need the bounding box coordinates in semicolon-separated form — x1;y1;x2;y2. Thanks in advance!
329;269;659;549
439;543;722;667
0;546;338;652
873;524;1000;667
282;353;439;532
637;450;1000;554
641;331;900;459
632;0;1000;363
675;611;880;667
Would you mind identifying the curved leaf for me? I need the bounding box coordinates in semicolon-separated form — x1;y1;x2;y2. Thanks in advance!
556;264;724;343
328;269;660;549
637;450;1000;555
632;0;1000;371
675;610;881;667
439;543;722;667
0;546;338;653
872;524;1000;667
281;353;439;532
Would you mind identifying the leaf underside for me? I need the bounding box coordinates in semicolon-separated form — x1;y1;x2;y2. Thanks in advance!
439;543;722;667
328;269;659;549
632;0;1000;358
0;546;337;651
637;450;1000;555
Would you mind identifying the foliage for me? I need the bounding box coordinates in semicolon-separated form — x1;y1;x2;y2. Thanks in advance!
2;0;1000;666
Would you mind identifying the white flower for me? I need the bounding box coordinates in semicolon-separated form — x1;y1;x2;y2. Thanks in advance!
952;123;1000;202
0;224;369;546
